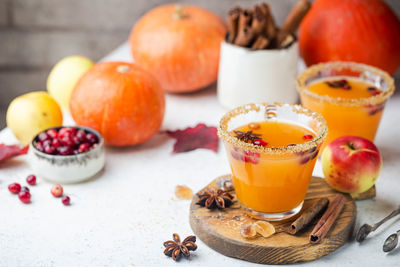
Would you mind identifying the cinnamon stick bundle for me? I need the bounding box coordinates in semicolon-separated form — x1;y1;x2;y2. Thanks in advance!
226;0;309;50
288;198;329;235
309;194;346;244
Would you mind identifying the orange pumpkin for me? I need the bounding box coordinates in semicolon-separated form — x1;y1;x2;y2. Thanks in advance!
70;62;165;146
129;4;227;93
299;0;400;75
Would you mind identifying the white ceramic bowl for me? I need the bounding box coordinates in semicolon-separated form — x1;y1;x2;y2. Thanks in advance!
29;126;105;183
217;41;299;109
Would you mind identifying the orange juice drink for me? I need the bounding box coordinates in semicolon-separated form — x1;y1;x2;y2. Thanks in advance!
218;103;327;221
297;62;395;148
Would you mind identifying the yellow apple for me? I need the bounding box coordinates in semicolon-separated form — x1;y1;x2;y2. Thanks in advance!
47;55;94;109
6;92;63;145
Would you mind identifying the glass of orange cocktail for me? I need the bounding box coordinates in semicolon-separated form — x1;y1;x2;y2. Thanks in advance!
218;103;327;221
297;62;395;149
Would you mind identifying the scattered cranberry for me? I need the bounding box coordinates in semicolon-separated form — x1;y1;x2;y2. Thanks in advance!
47;129;58;139
61;195;71;206
253;139;268;146
21;186;30;192
8;183;21;194
26;174;36;185
78;143;91;153
18;191;31;204
51;184;63;197
86;133;98;144
303;135;313;140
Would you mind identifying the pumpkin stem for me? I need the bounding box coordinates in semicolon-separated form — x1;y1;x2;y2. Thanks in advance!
173;4;187;20
117;65;130;73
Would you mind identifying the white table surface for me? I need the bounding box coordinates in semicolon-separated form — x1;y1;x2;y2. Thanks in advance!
1;42;400;267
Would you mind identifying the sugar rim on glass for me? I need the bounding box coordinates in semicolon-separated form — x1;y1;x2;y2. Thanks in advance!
217;103;328;154
296;61;395;107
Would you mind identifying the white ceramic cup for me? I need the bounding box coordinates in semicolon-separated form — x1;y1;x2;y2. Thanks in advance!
217;41;299;109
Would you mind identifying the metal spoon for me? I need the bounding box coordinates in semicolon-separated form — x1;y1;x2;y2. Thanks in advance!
356;206;400;243
383;230;400;252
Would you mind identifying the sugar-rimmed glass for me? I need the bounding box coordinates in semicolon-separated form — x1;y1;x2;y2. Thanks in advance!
218;103;327;221
297;61;395;148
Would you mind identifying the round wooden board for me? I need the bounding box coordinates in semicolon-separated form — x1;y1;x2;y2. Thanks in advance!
189;175;356;265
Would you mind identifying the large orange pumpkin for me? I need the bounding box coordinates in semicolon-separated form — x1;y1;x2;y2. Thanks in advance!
299;0;400;75
129;4;227;93
70;62;165;146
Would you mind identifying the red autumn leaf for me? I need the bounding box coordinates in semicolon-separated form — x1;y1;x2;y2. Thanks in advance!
166;123;218;153
0;144;29;163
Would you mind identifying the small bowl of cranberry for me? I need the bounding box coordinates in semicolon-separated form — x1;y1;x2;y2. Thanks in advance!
29;126;105;183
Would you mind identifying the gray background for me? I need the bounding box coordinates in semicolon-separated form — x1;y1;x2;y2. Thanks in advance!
0;0;399;129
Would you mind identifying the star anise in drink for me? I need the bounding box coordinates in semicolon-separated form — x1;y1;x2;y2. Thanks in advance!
163;233;197;261
196;188;234;209
325;79;351;90
234;130;262;143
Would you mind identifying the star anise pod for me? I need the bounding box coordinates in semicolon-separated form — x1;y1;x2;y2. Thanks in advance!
196;188;233;209
163;233;197;261
234;130;262;143
325;79;351;90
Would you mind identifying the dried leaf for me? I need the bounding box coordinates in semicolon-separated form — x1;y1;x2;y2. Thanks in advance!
166;123;218;153
0;144;28;163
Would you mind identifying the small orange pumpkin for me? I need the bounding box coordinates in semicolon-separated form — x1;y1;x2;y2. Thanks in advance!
129;4;227;93
70;62;165;146
299;0;400;75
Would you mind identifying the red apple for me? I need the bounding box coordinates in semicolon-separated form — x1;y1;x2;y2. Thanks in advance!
322;136;382;193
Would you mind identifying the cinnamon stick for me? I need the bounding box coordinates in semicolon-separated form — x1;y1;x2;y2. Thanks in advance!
251;35;270;50
280;0;310;35
251;5;266;36
227;7;241;43
277;32;295;48
234;10;254;47
259;3;277;41
309;194;346;244
234;26;254;47
288;198;329;235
